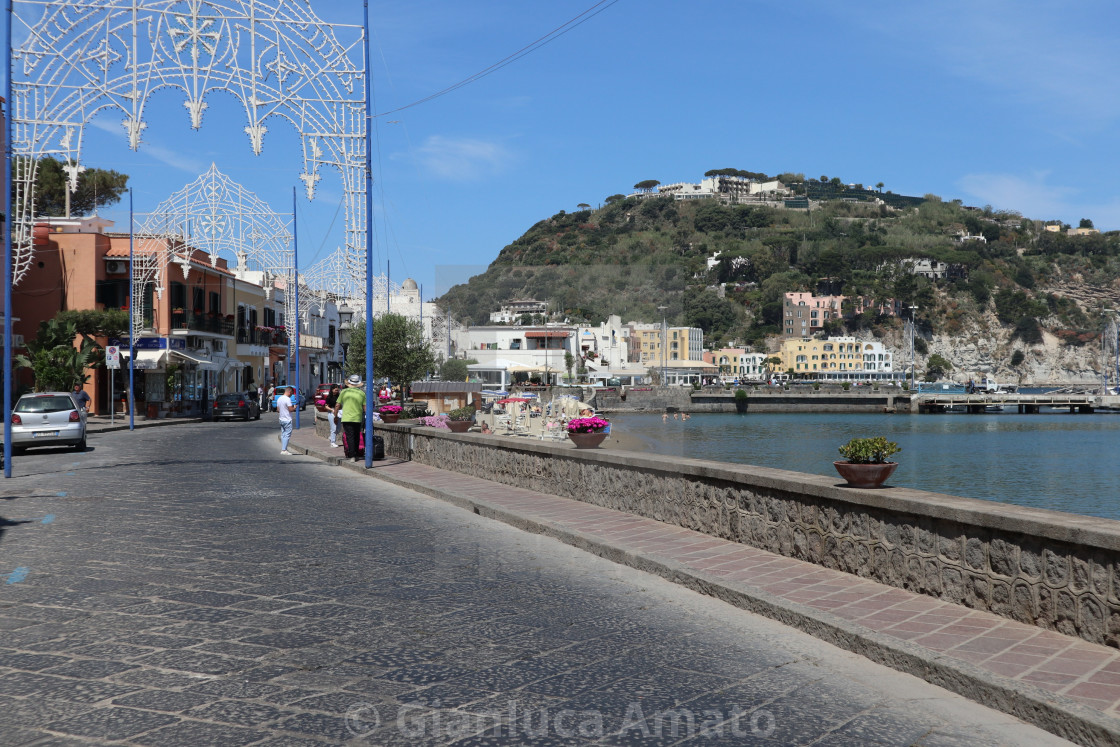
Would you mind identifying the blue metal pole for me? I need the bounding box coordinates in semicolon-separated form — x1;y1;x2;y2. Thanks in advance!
4;0;14;477
292;187;300;430
386;259;390;312
128;188;134;430
363;0;374;469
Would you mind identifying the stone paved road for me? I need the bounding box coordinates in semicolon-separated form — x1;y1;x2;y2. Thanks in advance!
0;418;1071;746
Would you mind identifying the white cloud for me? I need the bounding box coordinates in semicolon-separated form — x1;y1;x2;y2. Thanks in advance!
89;118;206;175
411;135;513;181
959;171;1120;230
844;1;1120;127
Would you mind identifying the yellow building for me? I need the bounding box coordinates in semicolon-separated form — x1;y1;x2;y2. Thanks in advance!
630;324;704;364
778;337;865;376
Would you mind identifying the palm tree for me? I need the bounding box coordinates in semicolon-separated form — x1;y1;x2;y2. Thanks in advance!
876;182;885;193
16;317;100;392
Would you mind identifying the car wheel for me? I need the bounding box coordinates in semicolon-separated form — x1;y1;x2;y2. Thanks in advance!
12;446;26;455
73;438;86;451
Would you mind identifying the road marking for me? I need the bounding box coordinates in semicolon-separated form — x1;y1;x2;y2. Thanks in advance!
5;567;29;584
64;472;75;476
56;492;67;498
41;514;55;524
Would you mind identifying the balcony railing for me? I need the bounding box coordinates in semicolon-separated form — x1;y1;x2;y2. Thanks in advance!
170;312;234;335
235;327;289;346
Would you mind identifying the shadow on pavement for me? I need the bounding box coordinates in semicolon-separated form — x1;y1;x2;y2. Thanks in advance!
0;514;33;546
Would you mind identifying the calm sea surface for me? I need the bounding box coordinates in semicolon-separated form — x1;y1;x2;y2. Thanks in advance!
610;411;1120;521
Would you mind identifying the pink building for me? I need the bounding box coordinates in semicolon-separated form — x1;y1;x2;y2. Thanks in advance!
782;292;845;338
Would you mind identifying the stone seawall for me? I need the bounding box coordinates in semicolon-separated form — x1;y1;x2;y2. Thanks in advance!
368;415;1120;649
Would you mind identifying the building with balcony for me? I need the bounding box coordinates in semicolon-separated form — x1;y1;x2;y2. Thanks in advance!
704;348;769;382
782;292;845;338
776;336;896;381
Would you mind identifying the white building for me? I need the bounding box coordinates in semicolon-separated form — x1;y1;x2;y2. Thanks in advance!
489;299;548;324
453;324;575;388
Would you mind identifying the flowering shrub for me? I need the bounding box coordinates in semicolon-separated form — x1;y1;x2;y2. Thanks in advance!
566;416;609;433
447;405;475;421
379;404;403;415
417;414;450;429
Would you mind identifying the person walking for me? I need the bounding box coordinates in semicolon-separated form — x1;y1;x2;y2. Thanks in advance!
276;385;295;455
71;383;92;413
264;384;275;412
325;383;342;448
338;374;366;462
256;384;264;407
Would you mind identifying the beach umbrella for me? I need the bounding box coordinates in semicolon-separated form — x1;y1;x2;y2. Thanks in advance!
497;397;530;404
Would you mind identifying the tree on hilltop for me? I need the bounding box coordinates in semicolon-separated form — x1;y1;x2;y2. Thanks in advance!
633;180;660;192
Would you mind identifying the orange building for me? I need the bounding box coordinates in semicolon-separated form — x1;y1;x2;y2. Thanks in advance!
11;217;254;416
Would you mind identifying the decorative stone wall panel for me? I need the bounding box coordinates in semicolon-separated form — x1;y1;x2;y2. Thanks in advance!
399;429;1120;647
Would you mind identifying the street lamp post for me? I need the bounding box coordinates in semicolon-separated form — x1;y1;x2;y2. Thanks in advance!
908;305;919;394
338;304;353;368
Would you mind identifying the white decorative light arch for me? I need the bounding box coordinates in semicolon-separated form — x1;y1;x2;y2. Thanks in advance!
131;162;294;339
10;0;367;286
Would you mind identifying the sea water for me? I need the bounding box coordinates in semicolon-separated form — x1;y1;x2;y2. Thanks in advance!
611;411;1120;521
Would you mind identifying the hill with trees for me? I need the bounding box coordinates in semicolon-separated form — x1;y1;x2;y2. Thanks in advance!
437;173;1120;383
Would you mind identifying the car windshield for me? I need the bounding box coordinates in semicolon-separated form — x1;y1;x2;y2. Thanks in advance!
16;395;76;413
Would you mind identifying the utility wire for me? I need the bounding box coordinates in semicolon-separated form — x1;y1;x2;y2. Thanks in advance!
374;0;621;118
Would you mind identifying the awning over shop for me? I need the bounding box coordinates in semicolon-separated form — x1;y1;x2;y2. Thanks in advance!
172;350;219;370
120;349;167;370
525;330;569;338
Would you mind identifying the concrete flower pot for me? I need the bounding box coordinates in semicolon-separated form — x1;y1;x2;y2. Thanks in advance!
833;461;898;488
380;413;400;424
568;430;608;449
446;420;472;433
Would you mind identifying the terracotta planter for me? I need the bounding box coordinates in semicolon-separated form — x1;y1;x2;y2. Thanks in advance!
381;413;400;424
446;420;472;433
833;461;898;488
568;430;608;449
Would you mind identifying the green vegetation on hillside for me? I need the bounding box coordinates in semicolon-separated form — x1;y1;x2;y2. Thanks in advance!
437;177;1120;350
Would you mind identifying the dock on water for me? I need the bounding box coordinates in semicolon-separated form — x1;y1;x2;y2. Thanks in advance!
917;391;1101;413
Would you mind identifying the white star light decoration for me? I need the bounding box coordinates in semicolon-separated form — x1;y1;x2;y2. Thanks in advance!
131;164;296;342
9;0;369;291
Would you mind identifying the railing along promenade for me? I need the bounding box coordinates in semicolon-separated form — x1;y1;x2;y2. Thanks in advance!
917;391;1098;413
323;412;1120;650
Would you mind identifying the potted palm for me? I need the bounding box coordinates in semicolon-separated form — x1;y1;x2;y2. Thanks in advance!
834;436;900;488
445;405;475;433
566;416;610;449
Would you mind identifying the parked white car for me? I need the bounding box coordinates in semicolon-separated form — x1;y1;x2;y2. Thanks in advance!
11;392;87;453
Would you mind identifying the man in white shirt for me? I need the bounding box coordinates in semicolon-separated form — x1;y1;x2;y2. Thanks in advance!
277;386;295;454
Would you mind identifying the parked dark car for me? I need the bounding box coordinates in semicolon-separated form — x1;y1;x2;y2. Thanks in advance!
213;392;261;421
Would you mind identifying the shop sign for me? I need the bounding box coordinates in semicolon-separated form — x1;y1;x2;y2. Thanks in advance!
109;337;186;350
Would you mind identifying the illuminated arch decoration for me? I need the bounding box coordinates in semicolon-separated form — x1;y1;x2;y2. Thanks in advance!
131;163;295;340
303;245;394;306
9;0;367;286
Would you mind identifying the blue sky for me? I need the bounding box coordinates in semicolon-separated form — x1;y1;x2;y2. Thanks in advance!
7;1;1120;298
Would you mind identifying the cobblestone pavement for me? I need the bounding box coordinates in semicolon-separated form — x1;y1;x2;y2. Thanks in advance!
0;419;1071;746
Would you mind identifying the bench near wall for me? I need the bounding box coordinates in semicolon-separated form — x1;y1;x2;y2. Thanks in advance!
319;413;1120;648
